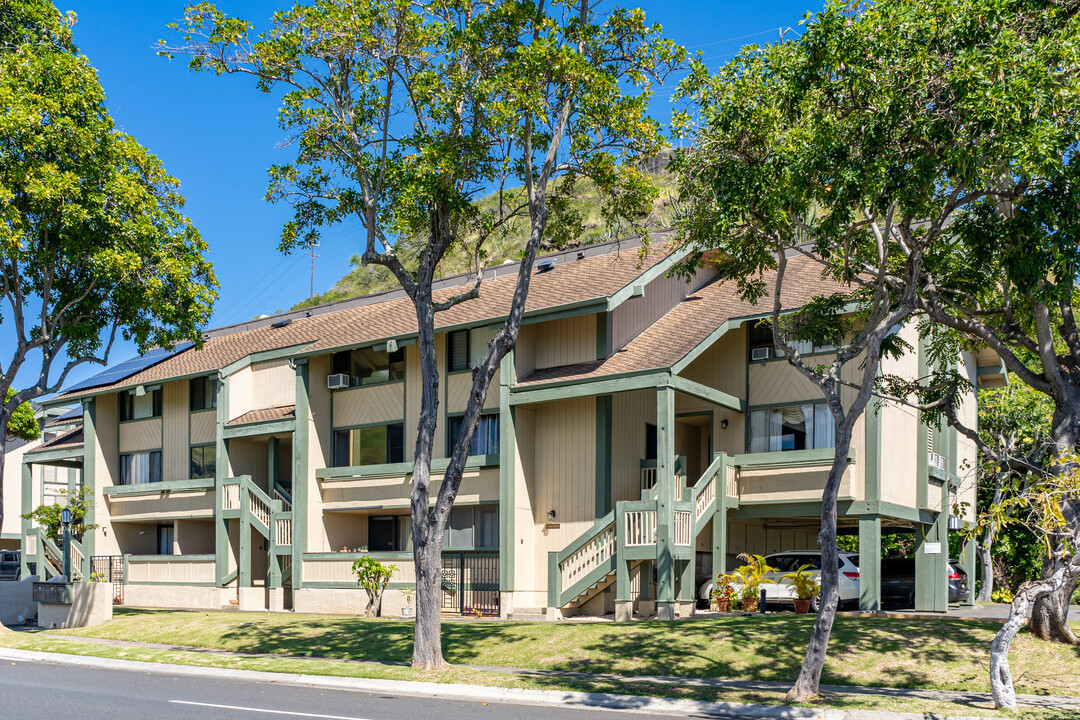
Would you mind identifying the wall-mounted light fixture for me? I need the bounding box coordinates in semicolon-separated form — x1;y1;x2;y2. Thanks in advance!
720;419;729;430
547;510;556;521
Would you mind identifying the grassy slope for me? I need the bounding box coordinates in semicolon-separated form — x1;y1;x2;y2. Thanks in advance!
291;171;679;311
36;609;1080;698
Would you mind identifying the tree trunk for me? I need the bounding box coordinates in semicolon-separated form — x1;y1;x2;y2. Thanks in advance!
786;423;851;702
977;538;995;603
991;553;1080;709
413;538;444;666
1029;407;1079;643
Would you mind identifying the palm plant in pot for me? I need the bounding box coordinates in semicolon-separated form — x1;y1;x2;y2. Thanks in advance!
782;564;820;614
732;553;773;612
711;572;736;612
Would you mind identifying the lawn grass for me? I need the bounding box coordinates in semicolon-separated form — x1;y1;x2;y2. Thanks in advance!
1;627;1075;720
31;608;1080;699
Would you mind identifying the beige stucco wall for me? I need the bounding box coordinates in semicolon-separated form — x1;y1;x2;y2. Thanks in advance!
957;350;979;521
738;462;857;504
293;586;412;617
306;354;331;564
37;581;112;629
318;467;498;514
0;577;36;625
123;584;227;610
107;491;215;522
251;359;295;411
93;394;121;556
879;321;920;509
227;365;253;422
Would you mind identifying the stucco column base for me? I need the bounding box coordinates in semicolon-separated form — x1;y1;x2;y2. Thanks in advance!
637;600;656;617
657;601;676;621
545;606;561;621
614;601;633;622
238;587;267;612
499;592;513;619
268;588;285;612
676;601;695;618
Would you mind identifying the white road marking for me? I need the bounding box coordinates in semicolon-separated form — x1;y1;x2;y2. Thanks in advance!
169;700;374;719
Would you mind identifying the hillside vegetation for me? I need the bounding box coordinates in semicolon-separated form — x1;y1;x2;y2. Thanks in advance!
291;169;679;310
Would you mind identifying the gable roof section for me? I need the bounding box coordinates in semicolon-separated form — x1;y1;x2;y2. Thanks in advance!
516;255;839;387
54;238;674;402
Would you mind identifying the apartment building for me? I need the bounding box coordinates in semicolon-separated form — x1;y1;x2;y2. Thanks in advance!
19;238;1003;617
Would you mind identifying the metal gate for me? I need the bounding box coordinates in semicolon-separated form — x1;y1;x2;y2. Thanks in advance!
91;555;124;605
440;551;499;616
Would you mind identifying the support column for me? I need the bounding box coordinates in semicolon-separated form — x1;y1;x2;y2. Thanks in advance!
858;515;881;611
81;398;96;578
960;533;977;608
915;481;949;612
20;462;32;579
678;557;696;617
239;475;251;588
655;385;676;620
595;395;612;517
214;374;231;587
498;350;516;615
712;455;730;587
292;360;310;590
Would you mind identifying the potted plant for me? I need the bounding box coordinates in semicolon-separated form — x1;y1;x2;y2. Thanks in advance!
732;553;774;612
401;585;415;617
783;564;820;614
711;572;735;612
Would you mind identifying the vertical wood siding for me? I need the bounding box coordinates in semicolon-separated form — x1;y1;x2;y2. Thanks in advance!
163;381;189;482
189;410;216;446
611;271;699;352
228;365;252;422
332;383;405;427
118;417;163;453
611;390;657;505
251;359;295;410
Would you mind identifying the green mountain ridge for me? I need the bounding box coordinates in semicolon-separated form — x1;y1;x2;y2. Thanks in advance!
290;170;679;311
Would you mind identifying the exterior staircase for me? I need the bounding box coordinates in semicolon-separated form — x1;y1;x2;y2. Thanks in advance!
220;475;294;592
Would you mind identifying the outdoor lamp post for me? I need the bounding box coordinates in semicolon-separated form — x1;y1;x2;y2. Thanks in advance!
60;507;72;579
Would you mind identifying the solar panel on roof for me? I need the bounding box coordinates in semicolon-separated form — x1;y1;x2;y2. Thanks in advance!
61;342;195;394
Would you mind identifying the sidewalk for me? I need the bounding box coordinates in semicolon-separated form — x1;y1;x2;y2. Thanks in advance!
0;645;1016;720
41;632;1080;712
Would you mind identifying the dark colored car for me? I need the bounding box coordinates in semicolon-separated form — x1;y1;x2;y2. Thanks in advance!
880;557;969;607
0;550;20;581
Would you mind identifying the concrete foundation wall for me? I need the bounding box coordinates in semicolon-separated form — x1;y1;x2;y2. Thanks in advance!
123;584;226;610
293;587;411;618
0;578;37;626
37;582;112;629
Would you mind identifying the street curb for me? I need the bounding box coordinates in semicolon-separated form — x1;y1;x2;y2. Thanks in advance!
0;647;1009;720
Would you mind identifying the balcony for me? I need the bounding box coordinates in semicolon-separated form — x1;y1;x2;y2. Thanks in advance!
103;477;216;521
731;448;858;505
316;455;499;510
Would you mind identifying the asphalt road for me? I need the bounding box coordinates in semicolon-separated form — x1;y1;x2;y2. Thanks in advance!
0;659;684;720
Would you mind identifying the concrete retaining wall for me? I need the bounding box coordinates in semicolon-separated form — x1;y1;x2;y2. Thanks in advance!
0;577;37;626
37;582;112;629
294;587;410;618
123;584;227;610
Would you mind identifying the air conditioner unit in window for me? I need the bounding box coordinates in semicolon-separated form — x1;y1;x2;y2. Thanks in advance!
751;346;772;361
327;373;351;390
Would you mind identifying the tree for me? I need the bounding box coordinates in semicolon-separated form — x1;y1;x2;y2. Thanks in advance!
164;0;681;668
0;1;217;545
352;555;394;617
21;486;97;544
973;379;1054;602
4;389;39;443
672;0;1076;699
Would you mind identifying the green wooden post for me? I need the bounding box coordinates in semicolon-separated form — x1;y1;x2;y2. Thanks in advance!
712;455;729;583
498;350;516;602
547;551;560;611
20;462;32;578
292;360;309;590
239;474;251;588
915;480;949;612
655;384;676;619
267;436;280;590
678;558;695;607
214;374;231;587
858;515;881;611
268;436;279;491
81;398;97;578
961;533;977;607
595;395;612;517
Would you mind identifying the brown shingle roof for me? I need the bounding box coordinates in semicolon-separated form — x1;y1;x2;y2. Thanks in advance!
56;239;672;401
228;405;296;426
35;427;84;450
517;255;842;386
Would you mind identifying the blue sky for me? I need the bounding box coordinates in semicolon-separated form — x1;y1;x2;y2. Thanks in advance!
20;0;819;392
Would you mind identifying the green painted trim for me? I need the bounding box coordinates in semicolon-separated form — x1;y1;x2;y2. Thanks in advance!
498;349;516;595
976;361;1007;377
223;419;297;439
214;374;230;587
865;396;882;504
238;474;252;587
293;360;310;589
23;445;85;463
103;477;216;497
220;343;313;377
127;553;215;562
605;247;693;311
126;581;217;587
595;395;612;516
317;454;498;481
669;375;745;412
858;515;881;611
733;447;855;469
509;370;666;406
655;385;676;604
20;463;32;579
111;512;214;522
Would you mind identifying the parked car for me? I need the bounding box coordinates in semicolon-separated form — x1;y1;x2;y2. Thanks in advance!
698;551;862;610
0;550;20;581
880;557;970;607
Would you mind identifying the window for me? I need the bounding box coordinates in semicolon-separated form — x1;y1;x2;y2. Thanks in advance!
333;424;405;466
190;445;216;479
448;413;499;456
443;505;498;549
447;327;498;372
119;451;162;484
748;403;835;453
331;346;404;387
190;376;218;411
748;321;835;361
645;423;657;461
157;524;174;555
119;388;162;421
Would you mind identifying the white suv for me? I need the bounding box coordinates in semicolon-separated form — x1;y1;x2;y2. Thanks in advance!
699;550;861;610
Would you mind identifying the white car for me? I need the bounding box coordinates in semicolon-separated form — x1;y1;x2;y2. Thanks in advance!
698;550;861;610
